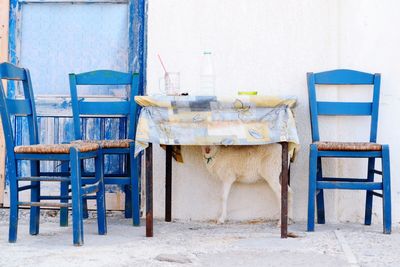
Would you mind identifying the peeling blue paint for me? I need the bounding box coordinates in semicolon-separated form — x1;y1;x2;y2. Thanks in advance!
7;0;148;195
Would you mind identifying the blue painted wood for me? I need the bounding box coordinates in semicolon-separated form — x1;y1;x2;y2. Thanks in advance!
364;158;376;225
17;185;34;191
316;158;325;224
317;181;382;190
321;177;372;182
75;70;132;85
130;142;140;225
6;99;33;115
0;63;107;245
29;160;40;235
317;102;372;116
95;152;107;235
307;73;320;141
381;145;391;234
370;74;381;142
130;0;147;216
70;69;140;225
14;151;97;160
8;0;21;98
0;63;26;80
60;161;69;227
79;102;130;116
307;144;318;232
307;69;391;234
70;147;84;246
317;150;382;158
314;69;375;85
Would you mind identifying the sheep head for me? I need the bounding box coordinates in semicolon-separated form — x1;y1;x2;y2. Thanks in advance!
201;145;220;166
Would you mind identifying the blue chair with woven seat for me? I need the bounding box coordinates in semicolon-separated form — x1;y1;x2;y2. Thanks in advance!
68;70;140;226
307;69;391;234
0;62;107;245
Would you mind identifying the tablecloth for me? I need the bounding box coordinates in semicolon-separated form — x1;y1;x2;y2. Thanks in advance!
134;95;299;162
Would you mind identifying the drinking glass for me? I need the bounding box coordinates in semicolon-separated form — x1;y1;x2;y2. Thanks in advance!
159;72;180;95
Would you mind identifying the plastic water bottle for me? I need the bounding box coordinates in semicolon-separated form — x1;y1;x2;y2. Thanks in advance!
200;51;216;95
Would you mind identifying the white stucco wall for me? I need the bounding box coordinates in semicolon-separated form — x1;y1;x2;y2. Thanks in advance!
146;0;400;224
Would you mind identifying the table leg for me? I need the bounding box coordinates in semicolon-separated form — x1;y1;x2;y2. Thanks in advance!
165;145;172;222
146;144;153;237
280;142;289;238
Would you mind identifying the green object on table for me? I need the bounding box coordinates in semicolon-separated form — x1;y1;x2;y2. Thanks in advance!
238;91;258;95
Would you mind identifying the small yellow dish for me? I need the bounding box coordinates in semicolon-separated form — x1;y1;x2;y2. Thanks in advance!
238;91;258;95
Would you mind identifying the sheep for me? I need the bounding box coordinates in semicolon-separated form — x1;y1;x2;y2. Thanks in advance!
201;144;292;225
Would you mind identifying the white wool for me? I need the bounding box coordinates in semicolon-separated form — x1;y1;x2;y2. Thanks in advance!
201;144;292;224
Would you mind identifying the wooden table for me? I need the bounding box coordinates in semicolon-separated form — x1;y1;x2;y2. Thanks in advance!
134;95;298;239
145;141;290;238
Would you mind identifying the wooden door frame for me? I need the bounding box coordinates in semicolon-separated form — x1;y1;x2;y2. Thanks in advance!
0;0;10;206
1;0;147;206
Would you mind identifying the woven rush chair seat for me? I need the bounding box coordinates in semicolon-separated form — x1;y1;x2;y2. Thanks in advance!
14;143;99;154
72;139;134;149
314;141;382;151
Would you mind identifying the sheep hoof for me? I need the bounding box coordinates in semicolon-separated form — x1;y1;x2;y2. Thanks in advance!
217;218;225;224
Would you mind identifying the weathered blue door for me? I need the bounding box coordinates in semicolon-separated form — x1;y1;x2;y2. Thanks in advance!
6;0;146;209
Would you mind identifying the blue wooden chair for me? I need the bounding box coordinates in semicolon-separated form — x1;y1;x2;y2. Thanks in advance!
69;70;140;226
307;69;391;234
0;62;107;245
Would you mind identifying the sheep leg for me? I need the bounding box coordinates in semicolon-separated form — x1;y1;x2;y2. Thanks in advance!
288;186;293;222
217;179;235;224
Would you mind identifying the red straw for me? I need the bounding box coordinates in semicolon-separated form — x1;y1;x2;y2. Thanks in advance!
157;54;168;74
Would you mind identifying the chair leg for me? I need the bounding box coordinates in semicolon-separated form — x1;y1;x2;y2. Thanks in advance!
316;158;325;224
364;158;375;225
82;198;89;219
29;160;40;235
95;152;107;235
130;144;140;226
70;148;84;246
381;145;391;234
307;144;318;232
124;184;132;219
60;181;69;227
8;176;19;243
29;182;40;235
316;190;325;224
60;159;70;226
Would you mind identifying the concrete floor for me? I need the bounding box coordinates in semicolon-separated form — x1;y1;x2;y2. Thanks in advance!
0;209;399;267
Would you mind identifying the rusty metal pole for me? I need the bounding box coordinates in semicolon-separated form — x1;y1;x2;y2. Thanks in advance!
146;143;153;237
280;142;289;238
165;145;172;222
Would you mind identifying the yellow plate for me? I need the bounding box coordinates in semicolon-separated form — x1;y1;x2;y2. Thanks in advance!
238;91;258;95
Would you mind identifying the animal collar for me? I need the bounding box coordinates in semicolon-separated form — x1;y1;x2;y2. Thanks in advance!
203;149;219;165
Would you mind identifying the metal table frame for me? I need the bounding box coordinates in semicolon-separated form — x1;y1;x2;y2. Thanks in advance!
145;142;290;238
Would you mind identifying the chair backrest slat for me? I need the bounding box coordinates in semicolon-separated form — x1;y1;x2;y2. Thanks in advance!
6;99;33;115
69;70;139;140
314;69;375;84
74;70;132;85
0;62;39;154
79;101;130;116
317;102;372;116
0;63;27;80
307;69;380;142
